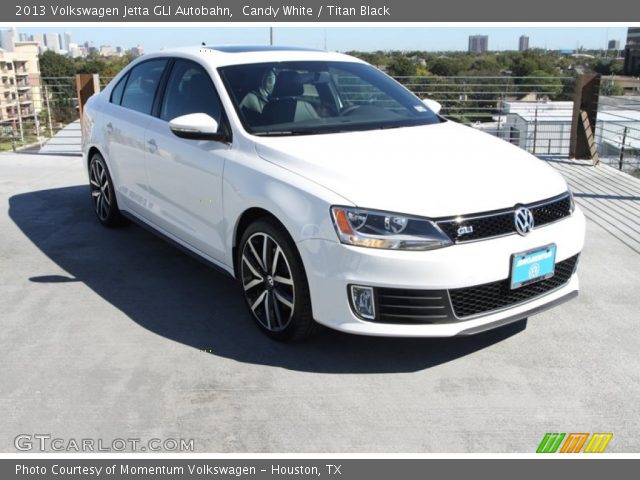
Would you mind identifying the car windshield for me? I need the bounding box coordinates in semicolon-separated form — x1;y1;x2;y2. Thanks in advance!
218;61;444;136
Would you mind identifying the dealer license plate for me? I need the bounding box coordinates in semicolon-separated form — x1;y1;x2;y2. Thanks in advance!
510;244;557;289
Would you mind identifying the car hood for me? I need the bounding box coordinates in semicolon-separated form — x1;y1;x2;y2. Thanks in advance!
253;120;568;218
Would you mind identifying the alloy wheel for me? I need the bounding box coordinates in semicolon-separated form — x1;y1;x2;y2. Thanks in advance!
89;159;111;221
241;232;296;332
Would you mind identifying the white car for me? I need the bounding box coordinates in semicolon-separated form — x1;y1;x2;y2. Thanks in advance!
82;45;585;341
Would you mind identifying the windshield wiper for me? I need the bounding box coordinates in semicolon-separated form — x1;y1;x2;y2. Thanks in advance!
253;129;334;137
253;130;308;137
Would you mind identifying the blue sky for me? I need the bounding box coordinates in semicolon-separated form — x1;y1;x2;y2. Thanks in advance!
14;26;630;52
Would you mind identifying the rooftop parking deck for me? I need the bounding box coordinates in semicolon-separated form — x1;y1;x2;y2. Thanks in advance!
1;152;639;452
546;157;640;254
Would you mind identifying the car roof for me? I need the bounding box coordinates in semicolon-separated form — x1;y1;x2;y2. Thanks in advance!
142;45;364;67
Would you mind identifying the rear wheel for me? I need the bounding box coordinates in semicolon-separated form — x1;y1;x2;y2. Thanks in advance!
238;219;317;341
89;152;124;227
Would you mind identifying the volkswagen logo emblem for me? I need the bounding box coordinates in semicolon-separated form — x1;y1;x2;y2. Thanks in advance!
514;206;534;236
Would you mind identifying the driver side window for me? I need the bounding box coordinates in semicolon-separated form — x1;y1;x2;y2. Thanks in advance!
160;60;222;124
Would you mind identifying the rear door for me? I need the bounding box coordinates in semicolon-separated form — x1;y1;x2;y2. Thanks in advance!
100;58;168;216
143;58;231;262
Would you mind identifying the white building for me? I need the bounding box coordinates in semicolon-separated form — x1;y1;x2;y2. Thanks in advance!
0;40;43;127
99;45;113;57
494;101;573;156
44;33;60;52
476;100;640;165
68;43;84;58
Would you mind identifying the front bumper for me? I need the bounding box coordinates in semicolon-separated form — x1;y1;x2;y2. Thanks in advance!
297;206;585;337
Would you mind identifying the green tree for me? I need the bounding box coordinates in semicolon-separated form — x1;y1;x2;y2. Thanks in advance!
593;58;624;76
428;57;463;76
519;71;563;97
38;51;77;123
511;52;557;77
39;51;75;78
600;79;625;96
387;57;417;77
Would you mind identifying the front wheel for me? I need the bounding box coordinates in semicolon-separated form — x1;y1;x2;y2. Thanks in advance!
238;219;317;341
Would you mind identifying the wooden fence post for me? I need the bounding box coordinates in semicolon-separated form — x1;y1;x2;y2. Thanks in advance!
75;74;100;122
569;74;601;164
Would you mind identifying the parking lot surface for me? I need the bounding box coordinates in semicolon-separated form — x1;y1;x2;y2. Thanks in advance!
1;153;639;452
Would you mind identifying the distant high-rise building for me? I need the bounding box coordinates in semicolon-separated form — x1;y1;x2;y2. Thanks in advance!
519;35;530;51
84;40;97;55
61;32;73;51
44;33;60;52
468;35;488;53
627;27;640;46
624;28;640;75
608;40;620;50
128;45;144;57
18;33;29;42
30;34;45;53
68;43;83;58
0;28;16;51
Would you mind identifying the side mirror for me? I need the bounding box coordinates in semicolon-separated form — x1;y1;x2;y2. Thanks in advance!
422;98;442;114
169;113;224;141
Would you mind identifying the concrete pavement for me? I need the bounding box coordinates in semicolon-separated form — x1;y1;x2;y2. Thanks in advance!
1;153;639;452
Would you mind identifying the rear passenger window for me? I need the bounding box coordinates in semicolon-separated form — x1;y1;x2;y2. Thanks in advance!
110;73;128;105
120;59;168;115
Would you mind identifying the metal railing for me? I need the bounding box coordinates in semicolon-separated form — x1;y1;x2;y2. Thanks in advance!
595;96;640;176
1;73;638;175
0;76;78;152
393;75;576;157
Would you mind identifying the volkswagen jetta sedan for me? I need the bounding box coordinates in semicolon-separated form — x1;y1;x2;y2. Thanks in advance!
82;45;585;341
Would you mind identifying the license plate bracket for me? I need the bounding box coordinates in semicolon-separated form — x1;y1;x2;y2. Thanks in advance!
510;244;557;289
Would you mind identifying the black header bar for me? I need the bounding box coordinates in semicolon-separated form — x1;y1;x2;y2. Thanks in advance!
5;0;640;22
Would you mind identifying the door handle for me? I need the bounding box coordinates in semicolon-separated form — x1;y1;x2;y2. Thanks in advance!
147;138;158;153
106;122;113;134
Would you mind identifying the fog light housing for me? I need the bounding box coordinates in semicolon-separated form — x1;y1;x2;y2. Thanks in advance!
350;285;375;320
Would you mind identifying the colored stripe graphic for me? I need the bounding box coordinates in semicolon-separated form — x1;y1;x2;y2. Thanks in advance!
537;433;565;453
537;432;614;453
584;433;613;453
560;433;589;453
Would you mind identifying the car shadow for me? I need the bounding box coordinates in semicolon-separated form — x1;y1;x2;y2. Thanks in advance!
8;185;527;374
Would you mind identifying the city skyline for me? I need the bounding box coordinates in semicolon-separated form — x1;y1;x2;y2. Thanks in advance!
10;26;630;54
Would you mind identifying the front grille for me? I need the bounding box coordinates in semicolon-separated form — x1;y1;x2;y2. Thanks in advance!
374;288;453;324
350;254;578;325
530;195;572;227
436;193;572;243
449;254;579;318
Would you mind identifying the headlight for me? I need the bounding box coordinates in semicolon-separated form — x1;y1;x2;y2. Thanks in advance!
331;206;453;251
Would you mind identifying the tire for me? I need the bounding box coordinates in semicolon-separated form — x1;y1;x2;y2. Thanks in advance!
88;152;125;227
238;218;318;341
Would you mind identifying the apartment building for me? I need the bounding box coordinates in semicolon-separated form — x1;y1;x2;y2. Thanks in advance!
0;38;42;128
